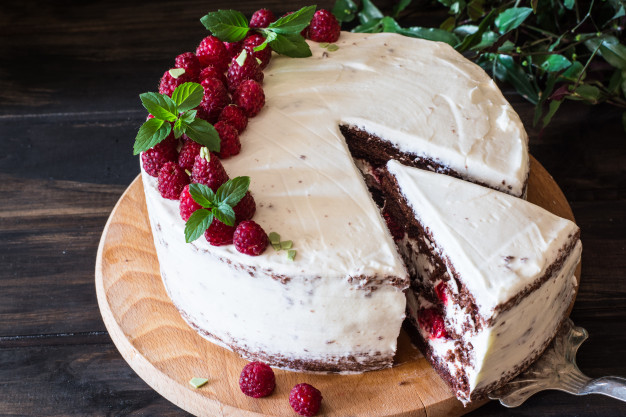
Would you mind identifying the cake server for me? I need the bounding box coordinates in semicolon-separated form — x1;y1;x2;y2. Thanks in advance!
489;318;626;407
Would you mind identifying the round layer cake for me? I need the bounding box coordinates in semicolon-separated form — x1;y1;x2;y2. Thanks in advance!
141;32;530;372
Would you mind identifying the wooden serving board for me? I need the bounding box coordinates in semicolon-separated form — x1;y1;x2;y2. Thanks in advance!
95;156;580;417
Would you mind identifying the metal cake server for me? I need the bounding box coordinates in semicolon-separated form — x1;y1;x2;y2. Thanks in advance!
489;318;626;407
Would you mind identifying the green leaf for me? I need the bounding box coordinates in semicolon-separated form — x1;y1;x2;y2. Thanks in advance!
189;377;208;389
454;25;478;37
185;209;214;243
600;39;626;70
216;176;250;207
559;61;584;82
133;118;171;155
449;0;466;15
359;0;384;24
180;109;197;124
440;16;456;31
172;82;204;113
213;203;236;226
140;92;178;122
200;9;249;42
185;118;220;151
563;0;575;10
268;5;316;34
332;0;359;23
494;55;539;104
569;84;602;102
392;0;413;17
470;31;499;50
189;183;217;208
173;118;184;138
542;99;563;127
269;33;312;58
269;232;280;244
456;9;496;52
468;0;485;20
381;17;459;46
352;18;383;33
253;31;277;52
495;7;533;34
536;54;572;72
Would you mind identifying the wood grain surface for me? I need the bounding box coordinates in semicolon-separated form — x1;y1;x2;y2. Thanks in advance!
1;1;625;416
94;157;578;417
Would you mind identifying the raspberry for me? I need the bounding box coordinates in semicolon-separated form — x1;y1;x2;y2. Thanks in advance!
159;69;193;96
198;65;227;85
418;308;448;339
218;105;248;133
234;192;256;222
234;80;265;118
233;221;269;256
196;35;229;71
174;52;201;79
178;138;202;171
308;9;341;43
243;33;272;69
141;134;178;177
197;77;230;123
157;162;189;200
238;361;276;398
382;207;404;241
179;184;202;221
214;121;241;158
227;52;263;92
223;40;244;60
435;282;449;305
249;9;275;29
289;383;323;417
204;218;236;246
191;148;229;192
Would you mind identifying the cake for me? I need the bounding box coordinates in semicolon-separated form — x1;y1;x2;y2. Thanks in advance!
382;160;582;403
138;29;579;400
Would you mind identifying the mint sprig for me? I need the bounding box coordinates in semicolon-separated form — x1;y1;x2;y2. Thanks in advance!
200;6;317;58
133;82;220;155
184;177;251;243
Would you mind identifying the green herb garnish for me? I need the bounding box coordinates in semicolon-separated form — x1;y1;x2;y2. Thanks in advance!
268;232;281;245
287;249;297;261
189;377;208;388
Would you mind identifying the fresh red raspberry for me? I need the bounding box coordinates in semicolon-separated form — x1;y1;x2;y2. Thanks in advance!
308;9;341;43
196;35;229;71
178;138;202;171
204;218;236;246
382;207;404;241
223;40;244;60
233;221;269;256
191;148;229;192
157;162;189;200
198;65;227;85
238;361;276;398
179;184;202;221
218;105;248;133
159;69;193;96
141;134;178;177
174;52;202;79
243;33;272;69
289;383;323;416
234;192;256;222
234;80;265;117
418;308;448;339
249;9;275;29
197;77;230;123
227;52;263;92
435;282;449;305
214;121;241;158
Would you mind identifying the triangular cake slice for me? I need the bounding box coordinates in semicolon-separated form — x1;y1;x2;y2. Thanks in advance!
383;160;582;403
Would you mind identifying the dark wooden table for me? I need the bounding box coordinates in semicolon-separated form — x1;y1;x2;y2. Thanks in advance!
1;1;624;415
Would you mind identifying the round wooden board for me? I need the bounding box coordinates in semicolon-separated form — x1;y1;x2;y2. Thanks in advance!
95;156;581;417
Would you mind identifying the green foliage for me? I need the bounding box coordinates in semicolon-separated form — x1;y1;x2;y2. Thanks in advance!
336;0;626;130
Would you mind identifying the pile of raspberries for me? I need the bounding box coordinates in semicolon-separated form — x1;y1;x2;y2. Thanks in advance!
141;8;340;257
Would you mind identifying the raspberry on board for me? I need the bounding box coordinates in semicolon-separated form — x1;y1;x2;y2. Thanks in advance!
157;162;189;200
214;121;241;158
234;192;256;222
223;40;244;60
198;65;227;85
249;9;275;29
233;221;269;256
159;69;193;96
218;105;248;133
177;138;202;171
233;80;265;118
197;77;230;123
174;52;202;79
308;9;341;43
179;184;202;221
204;218;236;246
196;35;229;71
191;149;229;192
238;361;276;398
141;134;178;177
289;383;323;416
227;52;264;92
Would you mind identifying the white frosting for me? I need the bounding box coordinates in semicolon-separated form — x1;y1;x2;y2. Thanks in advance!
388;160;580;316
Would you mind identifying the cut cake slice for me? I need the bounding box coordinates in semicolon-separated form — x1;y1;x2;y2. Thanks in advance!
383;160;582;403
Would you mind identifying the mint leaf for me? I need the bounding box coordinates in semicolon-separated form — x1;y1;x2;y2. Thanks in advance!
140;92;178;122
189;183;217;208
359;0;384;24
216;176;250;207
495;7;533;34
380;16;459;46
185;209;214;243
268;5;316;34
180;109;197;124
172;82;205;112
537;54;572;72
185;118;221;151
332;0;358;23
269;33;312;58
133;118;172;155
213;203;236;226
254;31;277;52
173;118;184;138
200;10;249;42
